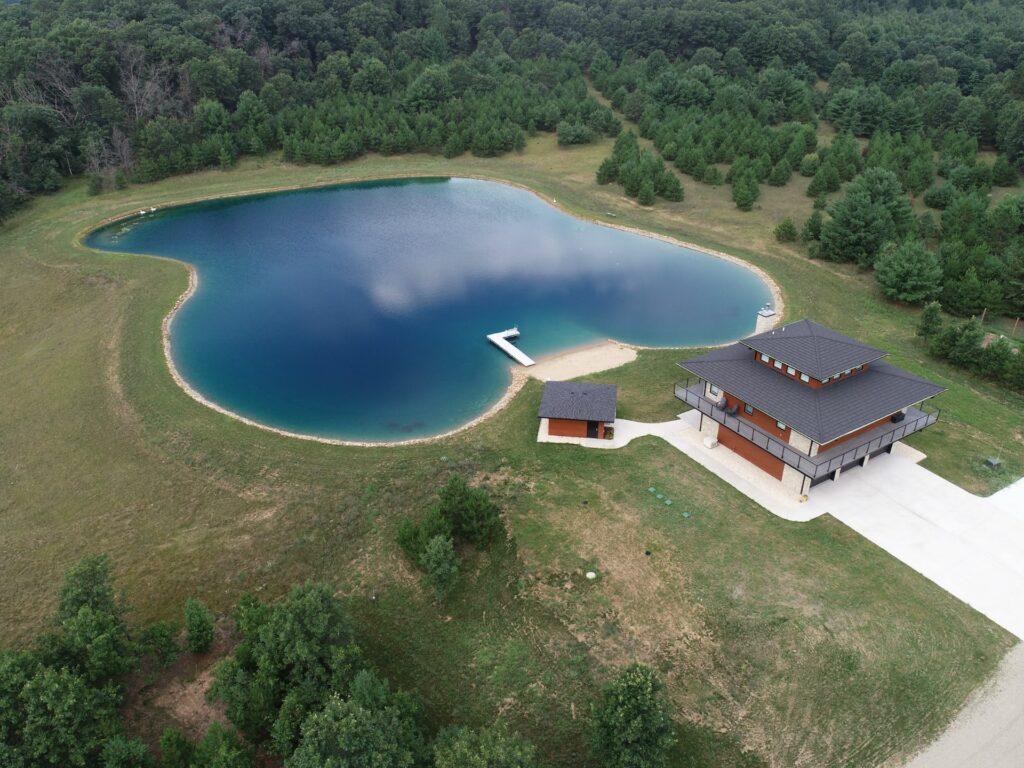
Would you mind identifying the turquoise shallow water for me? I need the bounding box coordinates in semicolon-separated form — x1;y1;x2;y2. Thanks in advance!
87;177;771;441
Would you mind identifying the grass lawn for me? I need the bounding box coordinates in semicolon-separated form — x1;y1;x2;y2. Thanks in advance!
0;135;1019;767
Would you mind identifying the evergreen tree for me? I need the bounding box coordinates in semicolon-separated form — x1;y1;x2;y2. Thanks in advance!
917;301;943;338
807;162;841;197
184;598;215;653
591;665;674;768
767;158;791;186
774;218;798;242
637;177;656;205
419;535;458;600
801;211;823;242
732;173;760;211
874;240;943;303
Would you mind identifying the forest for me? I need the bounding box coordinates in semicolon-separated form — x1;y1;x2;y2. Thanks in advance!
2;0;1024;338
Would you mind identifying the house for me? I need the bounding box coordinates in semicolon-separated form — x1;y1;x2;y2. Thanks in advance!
538;380;617;439
675;319;944;495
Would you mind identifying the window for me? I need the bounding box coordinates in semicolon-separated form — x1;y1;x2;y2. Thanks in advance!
843;369;851;376
776;421;787;430
760;353;769;362
743;404;753;415
786;366;796;375
800;373;810;382
822;376;830;383
709;384;720;396
773;360;782;369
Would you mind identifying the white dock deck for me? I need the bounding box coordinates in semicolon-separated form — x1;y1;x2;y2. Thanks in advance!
486;327;535;366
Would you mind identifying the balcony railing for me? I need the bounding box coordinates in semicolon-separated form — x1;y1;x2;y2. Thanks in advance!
674;378;939;480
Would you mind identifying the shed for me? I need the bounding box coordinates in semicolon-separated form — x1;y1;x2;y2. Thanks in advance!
538;380;617;439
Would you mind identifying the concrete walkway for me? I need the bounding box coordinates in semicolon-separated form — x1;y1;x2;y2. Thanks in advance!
540;412;1024;639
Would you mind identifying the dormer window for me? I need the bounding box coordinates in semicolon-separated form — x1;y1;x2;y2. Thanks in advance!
844;369;851;375
773;360;782;369
776;421;787;430
800;373;810;382
760;353;769;362
786;366;795;375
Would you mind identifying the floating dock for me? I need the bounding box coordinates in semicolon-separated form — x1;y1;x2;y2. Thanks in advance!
487;327;535;366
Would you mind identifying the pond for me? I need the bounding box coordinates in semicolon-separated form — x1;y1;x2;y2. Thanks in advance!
87;177;772;442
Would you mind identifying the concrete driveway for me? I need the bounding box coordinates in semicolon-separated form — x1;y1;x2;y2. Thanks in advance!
804;453;1024;640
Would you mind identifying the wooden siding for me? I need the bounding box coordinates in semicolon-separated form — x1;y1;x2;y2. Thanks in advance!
723;392;791;441
547;418;605;438
717;424;786;480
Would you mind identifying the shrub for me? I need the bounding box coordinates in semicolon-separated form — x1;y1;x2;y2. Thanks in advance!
774;218;798;242
557;121;594;146
57;554;121;624
100;735;154;768
437;475;502;547
396;505;452;563
917;301;943;338
701;165;723;185
137;620;179;667
159;729;194;768
874;240;943;304
922;184;956;210
991;155;1019;187
184;598;214;653
419;535;458;600
193;724;253;768
433;725;537;768
591;664;675;768
799;153;819;177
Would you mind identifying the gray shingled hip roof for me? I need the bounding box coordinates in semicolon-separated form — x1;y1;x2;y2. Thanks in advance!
678;341;944;444
538;381;617;423
741;319;887;380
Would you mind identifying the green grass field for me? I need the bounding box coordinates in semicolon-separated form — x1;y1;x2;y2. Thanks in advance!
0;135;1020;767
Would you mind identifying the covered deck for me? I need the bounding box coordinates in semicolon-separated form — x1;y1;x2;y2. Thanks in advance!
674;378;939;483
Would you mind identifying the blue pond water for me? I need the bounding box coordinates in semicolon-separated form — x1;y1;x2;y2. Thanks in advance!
87;177;771;441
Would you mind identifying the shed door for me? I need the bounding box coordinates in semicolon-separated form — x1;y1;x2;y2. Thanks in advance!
587;421;599;438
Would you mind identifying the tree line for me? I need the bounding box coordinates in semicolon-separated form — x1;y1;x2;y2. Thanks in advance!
4;0;1024;223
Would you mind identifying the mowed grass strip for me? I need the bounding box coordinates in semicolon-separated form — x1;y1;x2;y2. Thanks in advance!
0;138;1017;767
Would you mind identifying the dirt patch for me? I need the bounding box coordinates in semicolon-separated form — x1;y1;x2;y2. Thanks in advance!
151;664;227;739
122;622;236;745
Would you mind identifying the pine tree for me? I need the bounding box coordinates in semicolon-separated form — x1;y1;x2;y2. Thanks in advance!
917;300;943;338
774;218;798;242
732;173;759;211
637;177;656;206
768;159;792;186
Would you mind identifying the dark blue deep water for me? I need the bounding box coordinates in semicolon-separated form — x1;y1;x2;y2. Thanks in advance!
87;177;771;440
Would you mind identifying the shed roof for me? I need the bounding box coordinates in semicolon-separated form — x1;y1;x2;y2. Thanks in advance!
679;342;943;444
742;319;886;380
539;381;617;423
